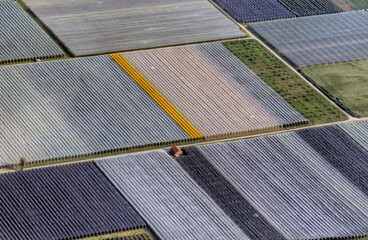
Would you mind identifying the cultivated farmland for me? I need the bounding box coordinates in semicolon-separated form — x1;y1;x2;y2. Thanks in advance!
21;0;244;56
249;11;368;67
176;147;285;240
123;42;308;139
96;151;249;240
340;120;368;151
223;40;348;124
0;0;64;64
297;125;368;197
0;56;192;166
196;130;368;239
0;162;145;240
210;0;295;23
278;0;343;16
349;0;368;9
302;60;368;117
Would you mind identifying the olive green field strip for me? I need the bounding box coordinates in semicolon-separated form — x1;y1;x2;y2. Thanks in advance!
0;0;64;64
249;11;368;67
339;120;368;151
0;56;191;166
21;0;244;57
96;151;250;240
196;128;368;239
123;42;308;139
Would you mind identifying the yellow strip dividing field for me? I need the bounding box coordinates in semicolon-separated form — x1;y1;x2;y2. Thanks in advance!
110;53;203;140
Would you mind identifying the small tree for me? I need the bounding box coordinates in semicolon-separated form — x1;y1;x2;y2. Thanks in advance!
20;157;26;170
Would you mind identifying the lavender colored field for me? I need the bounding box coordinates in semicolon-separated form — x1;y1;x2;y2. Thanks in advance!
0;162;145;240
96;151;249;240
211;0;295;23
195;130;368;239
22;0;244;56
0;0;64;64
123;42;307;139
0;56;190;166
249;11;368;67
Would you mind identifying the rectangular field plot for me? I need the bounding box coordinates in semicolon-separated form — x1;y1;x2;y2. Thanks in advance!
123;42;307;139
0;162;145;240
21;0;244;57
297;125;368;198
302;60;368;117
211;0;295;23
196;130;368;239
278;0;343;16
96;151;249;240
249;11;368;67
0;0;64;64
339;120;368;151
0;56;191;166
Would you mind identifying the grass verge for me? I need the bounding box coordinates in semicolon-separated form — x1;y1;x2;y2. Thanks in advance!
223;39;348;125
302;61;368;118
348;0;368;9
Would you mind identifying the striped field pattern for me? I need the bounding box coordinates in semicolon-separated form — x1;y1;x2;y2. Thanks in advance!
96;151;250;240
278;0;343;16
110;53;203;139
0;162;145;240
21;0;244;56
0;56;190;166
249;11;368;67
339;120;368;151
123;42;308;139
194;129;368;239
0;0;64;64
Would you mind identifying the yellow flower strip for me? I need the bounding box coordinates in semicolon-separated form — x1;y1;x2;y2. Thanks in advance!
110;53;203;140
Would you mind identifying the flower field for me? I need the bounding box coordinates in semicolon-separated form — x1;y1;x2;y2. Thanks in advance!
0;56;193;166
96;151;249;240
0;162;145;240
249;11;368;67
123;42;307;139
210;0;295;23
278;0;343;16
0;0;64;64
21;0;244;56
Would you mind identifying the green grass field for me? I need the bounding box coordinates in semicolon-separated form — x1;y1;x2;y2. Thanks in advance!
223;40;348;124
348;0;368;9
302;61;368;118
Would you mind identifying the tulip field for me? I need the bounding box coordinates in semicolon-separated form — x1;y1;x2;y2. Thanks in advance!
0;0;64;64
0;162;145;240
189;125;368;239
0;56;193;166
21;0;244;56
96;151;249;240
123;42;308;139
249;11;368;67
278;0;343;16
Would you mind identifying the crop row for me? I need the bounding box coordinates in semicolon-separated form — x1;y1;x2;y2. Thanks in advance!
249;11;368;67
0;0;64;64
0;162;145;240
176;147;285;240
278;0;343;16
339;120;368;151
297;125;368;199
211;0;296;22
123;42;307;139
198;131;368;239
22;0;244;56
0;55;190;166
102;232;152;240
96;151;249;240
